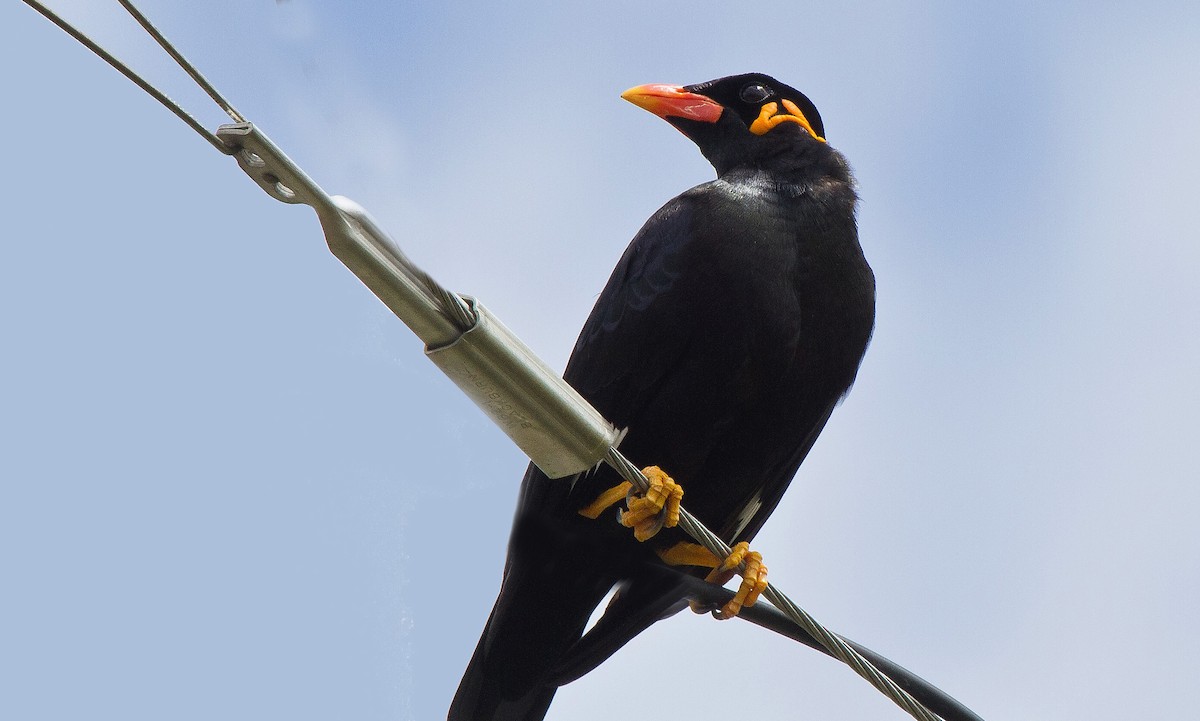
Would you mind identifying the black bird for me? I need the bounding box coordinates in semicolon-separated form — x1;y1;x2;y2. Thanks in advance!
449;73;875;721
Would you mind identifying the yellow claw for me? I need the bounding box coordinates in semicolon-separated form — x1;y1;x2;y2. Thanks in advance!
684;541;768;620
579;466;765;618
577;467;682;541
619;466;683;541
659;540;770;620
708;542;768;619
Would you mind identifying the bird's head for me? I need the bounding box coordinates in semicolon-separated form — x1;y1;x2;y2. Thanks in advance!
622;73;829;176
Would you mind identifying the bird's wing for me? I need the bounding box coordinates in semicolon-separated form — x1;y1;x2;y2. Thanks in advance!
563;194;704;429
717;396;838;543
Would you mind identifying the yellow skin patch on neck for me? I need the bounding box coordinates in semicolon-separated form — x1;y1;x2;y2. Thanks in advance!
748;99;826;142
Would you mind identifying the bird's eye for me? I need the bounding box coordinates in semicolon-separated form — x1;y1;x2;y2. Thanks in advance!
739;83;773;104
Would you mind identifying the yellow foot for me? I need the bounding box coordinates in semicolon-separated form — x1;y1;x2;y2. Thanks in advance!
618;466;683;541
576;467;682;541
658;540;769;619
707;541;768;619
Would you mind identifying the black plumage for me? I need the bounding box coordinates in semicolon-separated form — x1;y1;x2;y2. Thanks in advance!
449;73;875;721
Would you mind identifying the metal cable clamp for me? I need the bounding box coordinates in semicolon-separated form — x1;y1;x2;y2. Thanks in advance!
217;123;620;479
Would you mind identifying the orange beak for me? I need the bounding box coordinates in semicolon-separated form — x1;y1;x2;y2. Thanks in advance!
620;84;723;123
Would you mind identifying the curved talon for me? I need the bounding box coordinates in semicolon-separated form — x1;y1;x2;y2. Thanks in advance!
618;466;683;542
699;541;769;620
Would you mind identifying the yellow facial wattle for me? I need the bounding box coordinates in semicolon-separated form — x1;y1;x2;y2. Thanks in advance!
748;99;826;142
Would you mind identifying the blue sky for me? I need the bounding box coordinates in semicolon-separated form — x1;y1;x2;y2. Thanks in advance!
3;1;1199;720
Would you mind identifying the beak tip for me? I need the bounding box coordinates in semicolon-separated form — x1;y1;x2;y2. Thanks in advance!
620;83;723;124
620;84;662;102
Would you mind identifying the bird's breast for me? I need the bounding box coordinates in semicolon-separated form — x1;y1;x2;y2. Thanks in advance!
700;173;874;389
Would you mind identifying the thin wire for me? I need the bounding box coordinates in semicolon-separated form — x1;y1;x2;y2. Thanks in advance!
114;0;245;123
667;572;982;721
604;448;944;721
422;270;476;330
21;0;232;154
22;1;474;328
21;0;476;334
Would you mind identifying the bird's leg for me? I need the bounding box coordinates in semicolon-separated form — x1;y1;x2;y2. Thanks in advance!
577;480;633;519
658;541;769;620
577;466;683;542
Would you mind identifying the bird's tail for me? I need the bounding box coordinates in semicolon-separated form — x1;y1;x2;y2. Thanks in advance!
448;600;559;721
448;511;615;721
